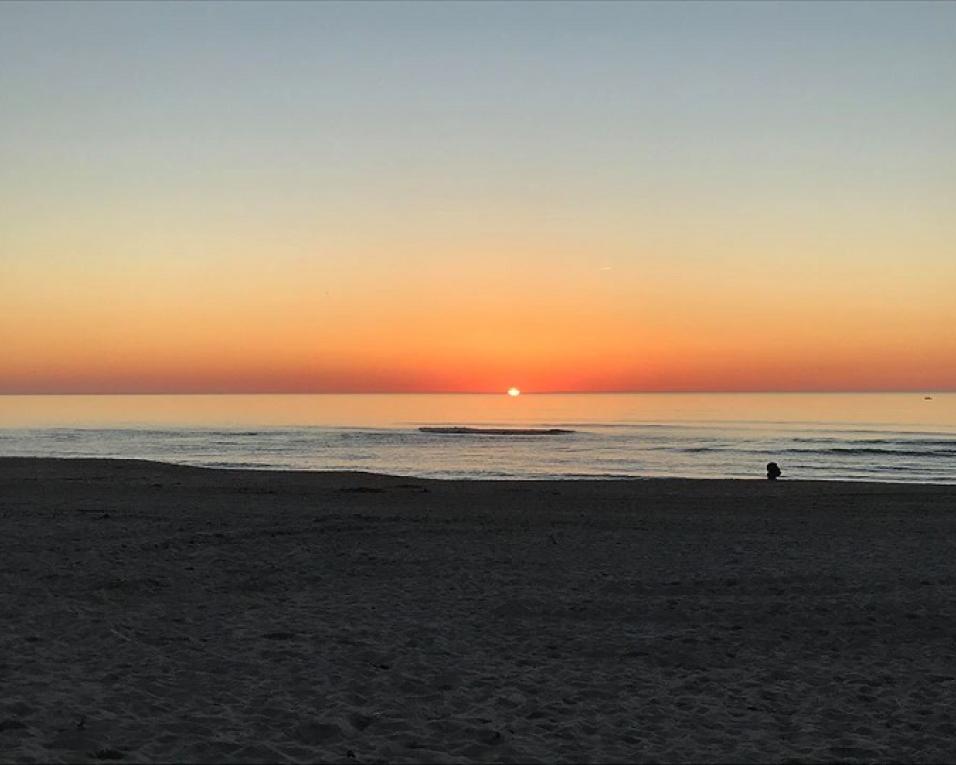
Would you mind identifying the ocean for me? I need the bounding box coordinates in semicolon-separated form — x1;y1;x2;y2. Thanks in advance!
1;393;954;483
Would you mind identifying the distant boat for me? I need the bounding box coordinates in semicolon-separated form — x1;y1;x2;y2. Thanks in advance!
419;427;575;436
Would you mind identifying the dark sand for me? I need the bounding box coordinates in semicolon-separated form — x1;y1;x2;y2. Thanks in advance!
2;457;956;763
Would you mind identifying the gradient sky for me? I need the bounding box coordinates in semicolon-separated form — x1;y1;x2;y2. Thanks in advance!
1;1;954;393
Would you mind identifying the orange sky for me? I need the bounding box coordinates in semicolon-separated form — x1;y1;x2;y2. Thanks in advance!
3;230;953;393
2;2;955;393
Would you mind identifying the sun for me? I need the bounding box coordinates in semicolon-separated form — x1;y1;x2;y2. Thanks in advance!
507;387;521;397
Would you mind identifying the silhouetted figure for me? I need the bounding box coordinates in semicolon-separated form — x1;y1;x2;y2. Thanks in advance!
766;462;781;480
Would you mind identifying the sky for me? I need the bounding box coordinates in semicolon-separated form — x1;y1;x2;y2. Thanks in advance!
1;1;954;393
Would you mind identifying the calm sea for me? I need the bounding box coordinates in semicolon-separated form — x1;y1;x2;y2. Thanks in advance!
1;393;954;483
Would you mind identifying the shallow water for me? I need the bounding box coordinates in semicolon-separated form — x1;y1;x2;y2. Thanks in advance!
1;393;954;482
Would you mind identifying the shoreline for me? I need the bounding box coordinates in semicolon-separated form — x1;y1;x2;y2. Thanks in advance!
3;455;955;489
3;457;956;762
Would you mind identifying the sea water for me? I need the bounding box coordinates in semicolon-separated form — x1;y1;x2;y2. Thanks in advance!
0;393;954;483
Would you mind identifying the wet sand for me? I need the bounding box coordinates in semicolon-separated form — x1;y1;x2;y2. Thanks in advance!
2;457;956;763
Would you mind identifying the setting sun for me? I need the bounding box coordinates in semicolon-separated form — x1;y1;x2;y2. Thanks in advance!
508;387;521;397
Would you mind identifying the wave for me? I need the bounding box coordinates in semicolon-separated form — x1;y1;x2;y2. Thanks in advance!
419;427;575;436
676;446;956;458
791;437;956;447
784;447;956;457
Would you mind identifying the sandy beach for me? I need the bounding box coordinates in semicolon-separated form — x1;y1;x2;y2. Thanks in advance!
2;457;956;763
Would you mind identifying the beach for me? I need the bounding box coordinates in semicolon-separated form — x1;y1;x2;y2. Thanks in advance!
2;457;956;763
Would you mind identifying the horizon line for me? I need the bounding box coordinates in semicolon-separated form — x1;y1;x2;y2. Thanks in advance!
0;389;951;397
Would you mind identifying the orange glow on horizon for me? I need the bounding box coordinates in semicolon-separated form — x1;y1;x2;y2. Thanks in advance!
3;3;956;396
2;205;954;395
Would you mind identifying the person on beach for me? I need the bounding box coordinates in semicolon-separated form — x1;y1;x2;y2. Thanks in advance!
766;462;781;480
